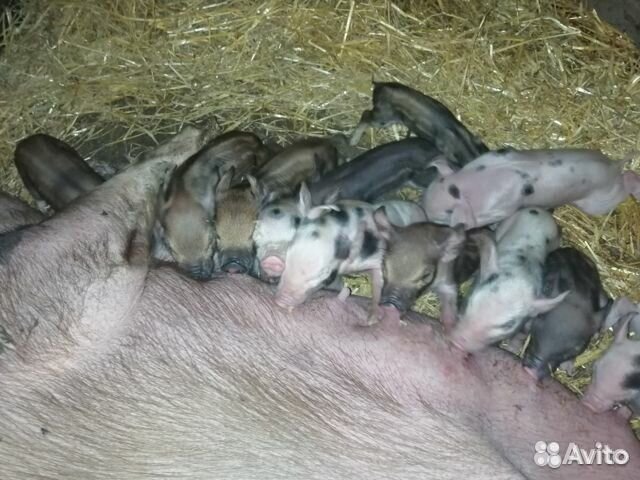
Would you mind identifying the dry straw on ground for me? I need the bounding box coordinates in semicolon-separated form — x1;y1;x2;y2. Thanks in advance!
0;0;639;429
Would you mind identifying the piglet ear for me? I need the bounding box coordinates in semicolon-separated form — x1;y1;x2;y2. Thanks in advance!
441;225;466;262
216;167;234;196
430;156;456;178
298;182;312;216
247;174;270;205
470;230;499;282
529;290;569;316
157;170;176;212
324;187;341;205
373;206;394;241
247;175;259;197
199;177;217;214
183;163;218;214
307;205;339;220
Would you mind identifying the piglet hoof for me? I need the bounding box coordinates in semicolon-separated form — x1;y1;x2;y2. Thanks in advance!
337;286;352;302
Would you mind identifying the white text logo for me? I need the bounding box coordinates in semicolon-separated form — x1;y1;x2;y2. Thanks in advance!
534;441;629;468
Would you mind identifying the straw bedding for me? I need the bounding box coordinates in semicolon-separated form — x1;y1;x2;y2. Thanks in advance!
0;0;638;431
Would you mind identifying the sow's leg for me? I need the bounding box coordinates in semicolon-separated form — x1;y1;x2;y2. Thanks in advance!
0;191;45;234
0;127;207;367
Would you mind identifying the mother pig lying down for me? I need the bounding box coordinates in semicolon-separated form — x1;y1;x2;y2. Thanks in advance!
423;148;640;228
0;132;638;480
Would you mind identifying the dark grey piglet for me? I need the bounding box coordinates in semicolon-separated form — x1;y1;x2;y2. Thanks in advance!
308;138;442;204
350;81;488;165
582;297;640;415
255;137;338;197
522;247;611;381
14;134;104;211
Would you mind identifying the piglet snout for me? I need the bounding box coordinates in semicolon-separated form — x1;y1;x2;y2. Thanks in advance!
182;260;215;281
223;260;248;274
260;255;285;277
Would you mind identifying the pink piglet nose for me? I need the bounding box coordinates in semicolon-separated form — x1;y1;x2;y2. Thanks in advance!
261;255;285;275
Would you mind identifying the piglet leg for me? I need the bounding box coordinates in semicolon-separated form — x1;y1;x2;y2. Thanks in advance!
432;260;458;333
361;267;384;327
338;286;351;302
0;128;207;360
349;121;369;146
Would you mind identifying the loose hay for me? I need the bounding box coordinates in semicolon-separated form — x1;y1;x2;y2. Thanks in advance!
0;0;639;431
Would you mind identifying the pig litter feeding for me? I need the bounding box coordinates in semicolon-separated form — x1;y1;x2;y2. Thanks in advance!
0;0;639;433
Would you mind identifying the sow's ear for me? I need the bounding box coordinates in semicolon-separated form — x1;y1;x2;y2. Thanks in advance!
529;291;570;317
469;229;498;282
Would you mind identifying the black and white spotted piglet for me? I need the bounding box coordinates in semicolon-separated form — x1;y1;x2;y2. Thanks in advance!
274;199;392;325
522;247;611;381
582;297;640;415
449;208;568;354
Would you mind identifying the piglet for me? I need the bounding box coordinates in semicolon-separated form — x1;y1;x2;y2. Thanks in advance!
582;297;640;415
214;172;268;275
254;185;425;283
350;81;488;166
375;216;470;331
154;153;220;280
423;148;640;229
14;134;104;211
154;131;270;279
255;138;338;197
274;198;393;325
187;130;271;185
309;138;442;204
449;208;568;354
522;247;611;381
